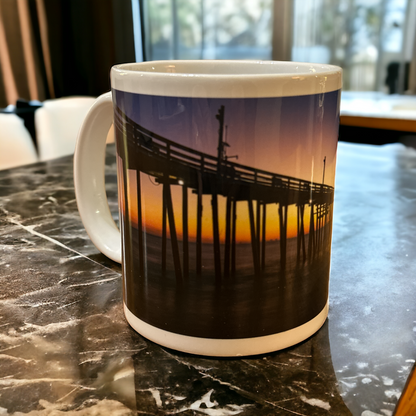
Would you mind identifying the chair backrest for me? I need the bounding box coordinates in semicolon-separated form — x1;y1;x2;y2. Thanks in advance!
35;97;96;161
0;113;38;170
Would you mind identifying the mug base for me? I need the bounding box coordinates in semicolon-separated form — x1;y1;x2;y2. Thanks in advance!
123;301;329;357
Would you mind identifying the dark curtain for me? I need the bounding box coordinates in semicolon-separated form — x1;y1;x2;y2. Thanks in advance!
0;0;135;108
44;0;135;98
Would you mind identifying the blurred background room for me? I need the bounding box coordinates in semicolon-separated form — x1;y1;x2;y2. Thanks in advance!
0;0;415;170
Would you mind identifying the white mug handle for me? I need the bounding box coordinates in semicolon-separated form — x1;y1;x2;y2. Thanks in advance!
73;92;121;263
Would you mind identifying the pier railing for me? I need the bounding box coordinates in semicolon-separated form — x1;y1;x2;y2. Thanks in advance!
114;105;333;200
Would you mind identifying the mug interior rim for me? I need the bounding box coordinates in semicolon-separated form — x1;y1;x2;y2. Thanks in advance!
113;60;342;78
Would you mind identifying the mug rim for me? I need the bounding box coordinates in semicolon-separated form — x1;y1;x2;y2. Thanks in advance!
111;60;342;98
113;59;342;78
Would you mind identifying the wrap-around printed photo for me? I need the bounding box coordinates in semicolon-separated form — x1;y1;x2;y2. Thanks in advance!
113;89;340;339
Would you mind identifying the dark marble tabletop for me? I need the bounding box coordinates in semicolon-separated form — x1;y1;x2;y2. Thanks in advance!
0;142;415;415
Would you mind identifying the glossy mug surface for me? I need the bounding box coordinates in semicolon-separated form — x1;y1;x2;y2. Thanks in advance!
75;60;342;356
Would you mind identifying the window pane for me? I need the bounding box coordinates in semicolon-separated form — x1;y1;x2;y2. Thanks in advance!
142;0;273;60
292;0;410;92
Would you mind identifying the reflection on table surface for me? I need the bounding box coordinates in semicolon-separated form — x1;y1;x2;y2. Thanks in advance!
0;142;415;415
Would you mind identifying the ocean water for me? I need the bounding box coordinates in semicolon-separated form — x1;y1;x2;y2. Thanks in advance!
123;224;332;339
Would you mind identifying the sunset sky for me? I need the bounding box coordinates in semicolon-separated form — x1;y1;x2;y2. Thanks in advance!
115;89;340;243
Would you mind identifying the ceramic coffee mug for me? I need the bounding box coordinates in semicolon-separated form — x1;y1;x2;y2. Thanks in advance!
74;60;342;357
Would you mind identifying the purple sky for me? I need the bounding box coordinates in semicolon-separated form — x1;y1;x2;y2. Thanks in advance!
114;89;340;186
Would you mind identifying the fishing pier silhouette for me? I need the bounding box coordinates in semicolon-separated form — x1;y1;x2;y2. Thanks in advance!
114;105;334;286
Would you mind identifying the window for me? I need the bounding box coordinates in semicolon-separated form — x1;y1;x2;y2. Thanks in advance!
134;0;416;93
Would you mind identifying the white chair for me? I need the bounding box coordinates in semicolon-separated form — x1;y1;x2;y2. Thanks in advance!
35;96;97;161
0;113;39;170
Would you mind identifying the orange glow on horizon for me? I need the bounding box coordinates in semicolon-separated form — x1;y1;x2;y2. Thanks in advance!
121;169;330;244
